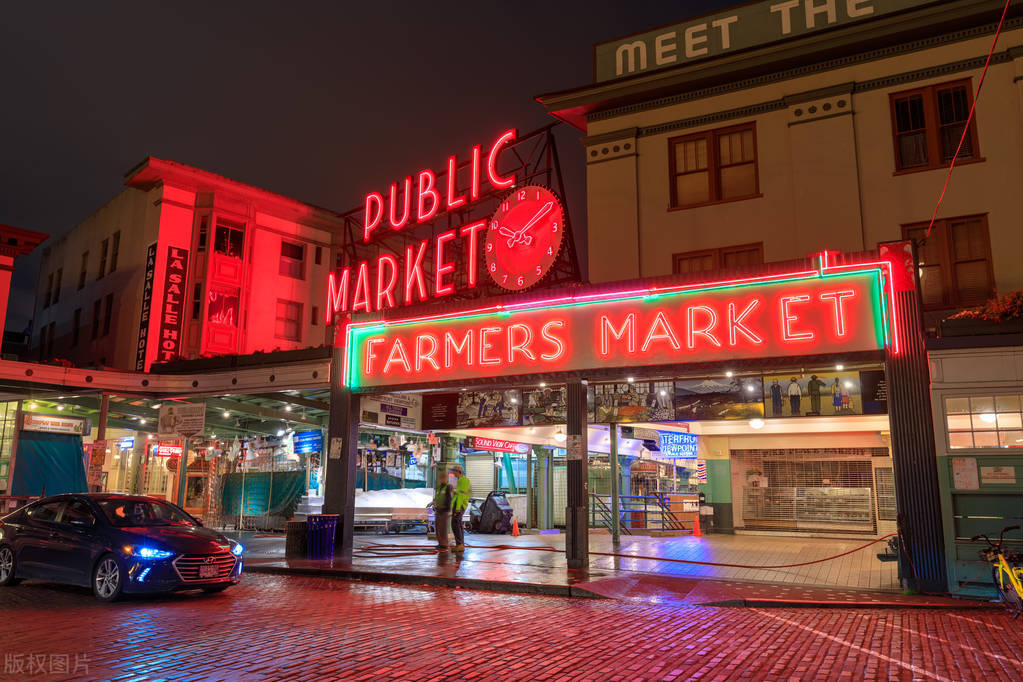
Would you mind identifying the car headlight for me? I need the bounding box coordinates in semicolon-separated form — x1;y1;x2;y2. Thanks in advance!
123;545;175;560
230;541;244;557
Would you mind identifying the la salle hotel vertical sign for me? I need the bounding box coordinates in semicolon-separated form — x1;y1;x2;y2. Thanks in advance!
156;246;189;363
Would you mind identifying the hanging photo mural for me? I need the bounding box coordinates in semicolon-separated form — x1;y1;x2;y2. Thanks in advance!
674;377;764;421
762;371;868;417
589;381;674;423
522;386;567;425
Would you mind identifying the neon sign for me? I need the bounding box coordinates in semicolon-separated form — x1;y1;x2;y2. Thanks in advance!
156;246;189;363
659;432;699;458
470;436;531;454
343;260;892;390
328;130;523;321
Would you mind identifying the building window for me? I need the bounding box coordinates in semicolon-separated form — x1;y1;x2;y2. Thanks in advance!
78;251;88;290
314;246;322;266
197;216;209;253
311;306;319;326
91;299;102;340
903;216;993;310
280;240;305;279
945;395;1023;449
109;231;121;273
274;299;302;341
52;268;63;305
668;123;758;209
673;243;763;275
890;79;980;172
214;220;244;258
192;283;203;320
43;272;53;308
72;308;81;347
102;294;114;337
46;322;55;358
98;238;109;279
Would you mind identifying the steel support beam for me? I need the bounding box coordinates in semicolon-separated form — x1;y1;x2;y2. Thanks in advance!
564;380;588;570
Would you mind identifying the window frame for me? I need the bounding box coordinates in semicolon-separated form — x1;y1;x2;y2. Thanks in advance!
274;299;303;342
78;251;88;290
902;214;994;311
667;122;761;211
672;242;764;275
889;78;982;174
72;308;81;347
98;238;109;279
279;240;306;280
102;294;114;337
110;231;121;273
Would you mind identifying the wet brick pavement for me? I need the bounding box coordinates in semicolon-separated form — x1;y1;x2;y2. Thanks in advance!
1;573;1021;681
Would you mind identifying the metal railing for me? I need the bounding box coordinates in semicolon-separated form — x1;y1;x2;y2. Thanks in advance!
590;493;688;533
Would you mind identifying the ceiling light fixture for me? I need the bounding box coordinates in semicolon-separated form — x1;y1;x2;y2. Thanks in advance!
979;412;997;424
139;418;147;425
836;364;845;371
725;371;734;378
749;418;765;430
554;430;567;443
56;404;64;411
28;401;37;409
285;405;292;412
223;410;230;418
626;377;635;383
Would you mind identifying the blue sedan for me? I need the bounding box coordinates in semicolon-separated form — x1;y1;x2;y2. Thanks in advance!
0;493;243;601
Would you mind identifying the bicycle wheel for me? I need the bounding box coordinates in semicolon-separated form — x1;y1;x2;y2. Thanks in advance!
992;566;1023;619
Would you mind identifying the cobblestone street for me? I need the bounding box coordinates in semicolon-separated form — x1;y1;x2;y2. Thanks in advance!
1;573;1021;681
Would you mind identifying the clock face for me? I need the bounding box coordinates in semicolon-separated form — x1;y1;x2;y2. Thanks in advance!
485;185;565;291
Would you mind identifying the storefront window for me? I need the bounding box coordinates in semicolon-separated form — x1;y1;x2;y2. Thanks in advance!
945;395;1023;449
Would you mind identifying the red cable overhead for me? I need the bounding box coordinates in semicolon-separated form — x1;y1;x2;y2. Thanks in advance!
925;0;1011;238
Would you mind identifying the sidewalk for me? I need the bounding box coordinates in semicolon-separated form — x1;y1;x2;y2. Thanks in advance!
238;532;993;609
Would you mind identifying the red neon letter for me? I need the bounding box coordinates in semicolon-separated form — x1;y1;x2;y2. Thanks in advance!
444;329;474;367
383;338;412;374
404;240;428;305
460;220;486;288
416;169;440;223
363;193;384;242
687;305;721;348
375;255;398;311
351;261;372;313
470;144;482;201
434;230;456;297
780;295;814;341
326;268;350;323
819;290;856;337
446;155;466;210
600;314;636;356
480;327;502;365
507;323;536;362
727;300;763;346
540;320;566;361
388;177;412;230
642;311;681;352
487;129;516;190
415;334;440;371
364;338;385;375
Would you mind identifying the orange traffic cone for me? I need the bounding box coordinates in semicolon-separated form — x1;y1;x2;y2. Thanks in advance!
511;518;520;537
691;513;703;538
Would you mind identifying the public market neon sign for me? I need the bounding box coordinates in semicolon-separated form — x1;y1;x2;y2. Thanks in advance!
341;258;896;390
327;129;518;319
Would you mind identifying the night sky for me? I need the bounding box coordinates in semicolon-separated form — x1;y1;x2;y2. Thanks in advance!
1;1;736;331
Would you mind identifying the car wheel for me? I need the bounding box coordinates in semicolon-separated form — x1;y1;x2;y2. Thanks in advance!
0;546;20;587
202;584;231;594
92;554;124;602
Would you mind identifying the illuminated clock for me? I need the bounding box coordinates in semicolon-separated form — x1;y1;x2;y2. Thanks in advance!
485;185;565;291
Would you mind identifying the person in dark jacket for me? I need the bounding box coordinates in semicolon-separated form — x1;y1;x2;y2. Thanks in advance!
432;470;454;550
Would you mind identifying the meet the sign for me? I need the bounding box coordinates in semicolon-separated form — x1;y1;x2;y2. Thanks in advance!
345;267;888;390
156;246;189;364
594;0;938;82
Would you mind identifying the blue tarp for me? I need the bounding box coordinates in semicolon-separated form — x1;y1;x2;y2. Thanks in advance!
11;431;88;496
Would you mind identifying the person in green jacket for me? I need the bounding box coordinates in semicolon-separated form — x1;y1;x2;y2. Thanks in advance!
450;463;472;551
432;470;453;550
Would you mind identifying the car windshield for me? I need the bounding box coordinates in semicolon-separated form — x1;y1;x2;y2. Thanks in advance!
96;499;196;527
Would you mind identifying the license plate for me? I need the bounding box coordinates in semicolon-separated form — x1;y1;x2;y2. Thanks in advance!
199;564;219;578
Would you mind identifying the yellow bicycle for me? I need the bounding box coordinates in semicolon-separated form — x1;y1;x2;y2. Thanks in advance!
972;525;1023;619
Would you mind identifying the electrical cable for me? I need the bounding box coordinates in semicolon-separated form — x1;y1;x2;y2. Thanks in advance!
924;0;1011;239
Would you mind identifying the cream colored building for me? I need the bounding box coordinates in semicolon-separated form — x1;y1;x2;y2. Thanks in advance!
541;0;1022;326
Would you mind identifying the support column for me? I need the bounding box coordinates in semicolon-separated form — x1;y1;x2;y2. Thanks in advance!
526;445;535;528
564;381;588;570
175;437;189;507
97;393;109;442
609;425;621;546
323;333;360;558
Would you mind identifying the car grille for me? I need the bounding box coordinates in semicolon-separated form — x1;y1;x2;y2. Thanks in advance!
172;550;237;583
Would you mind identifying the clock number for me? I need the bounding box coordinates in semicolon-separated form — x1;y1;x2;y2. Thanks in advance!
489;262;497;273
502;274;508;284
546;247;553;256
552;222;558;232
502;201;509;211
517;190;526;201
490;219;499;230
486;242;494;252
517;275;525;287
535;189;541;200
535;265;542;276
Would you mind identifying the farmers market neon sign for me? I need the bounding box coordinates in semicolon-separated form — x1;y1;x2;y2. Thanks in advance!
341;257;896;389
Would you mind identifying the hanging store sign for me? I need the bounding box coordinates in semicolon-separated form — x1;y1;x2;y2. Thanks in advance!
157;403;206;438
135;242;158;371
360;393;422;430
156;246;189;364
659;432;699;458
594;0;939;82
470;436;531;455
21;413;86;435
344;264;893;390
156;441;183;458
293;430;324;455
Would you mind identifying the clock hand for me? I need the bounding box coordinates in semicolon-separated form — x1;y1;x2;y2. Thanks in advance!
519;201;553;234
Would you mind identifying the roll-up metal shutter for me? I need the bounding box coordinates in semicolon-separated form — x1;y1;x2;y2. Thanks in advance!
465;454;494;500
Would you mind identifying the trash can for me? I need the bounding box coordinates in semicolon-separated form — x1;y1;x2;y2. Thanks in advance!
306;514;339;560
285;520;307;558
